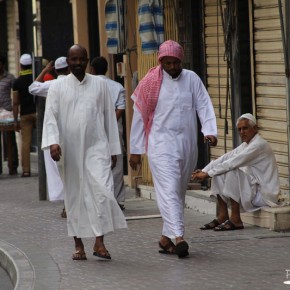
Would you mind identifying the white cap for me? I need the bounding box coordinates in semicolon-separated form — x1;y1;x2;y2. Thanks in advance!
20;54;32;65
55;57;68;70
236;113;257;126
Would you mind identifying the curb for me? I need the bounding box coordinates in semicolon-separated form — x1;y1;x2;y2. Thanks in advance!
0;239;35;290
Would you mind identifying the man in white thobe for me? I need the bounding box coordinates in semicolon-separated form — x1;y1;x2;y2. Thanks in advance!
192;113;280;231
90;56;126;210
42;45;127;261
129;40;217;258
29;57;69;203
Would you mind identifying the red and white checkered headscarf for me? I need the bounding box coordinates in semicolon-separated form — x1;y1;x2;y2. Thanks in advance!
158;40;184;62
132;40;184;152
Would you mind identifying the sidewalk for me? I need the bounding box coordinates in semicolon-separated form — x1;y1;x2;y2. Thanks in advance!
1;155;290;290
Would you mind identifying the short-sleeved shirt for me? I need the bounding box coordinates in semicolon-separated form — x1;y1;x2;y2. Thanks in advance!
0;71;15;111
13;70;36;116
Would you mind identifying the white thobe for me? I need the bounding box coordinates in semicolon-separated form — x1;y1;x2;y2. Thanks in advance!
29;79;55;97
130;69;217;238
203;134;280;211
42;73;127;237
98;75;126;204
29;75;66;201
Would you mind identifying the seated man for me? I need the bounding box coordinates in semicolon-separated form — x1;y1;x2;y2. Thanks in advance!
192;113;280;231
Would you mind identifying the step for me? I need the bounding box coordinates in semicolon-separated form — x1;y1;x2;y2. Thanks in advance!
138;185;290;231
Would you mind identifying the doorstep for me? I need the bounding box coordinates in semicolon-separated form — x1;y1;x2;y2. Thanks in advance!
138;185;290;232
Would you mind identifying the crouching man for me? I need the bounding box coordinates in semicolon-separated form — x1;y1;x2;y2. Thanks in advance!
192;113;280;231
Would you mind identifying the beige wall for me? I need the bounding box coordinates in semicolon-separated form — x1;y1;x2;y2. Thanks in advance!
123;2;138;187
71;0;89;58
6;0;20;76
97;0;110;64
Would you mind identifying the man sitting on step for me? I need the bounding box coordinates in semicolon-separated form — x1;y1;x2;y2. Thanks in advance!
192;113;280;231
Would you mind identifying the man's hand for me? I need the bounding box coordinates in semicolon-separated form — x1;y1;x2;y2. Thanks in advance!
35;61;54;82
191;170;209;182
129;154;142;170
111;155;117;169
43;61;54;73
50;144;61;161
204;135;218;146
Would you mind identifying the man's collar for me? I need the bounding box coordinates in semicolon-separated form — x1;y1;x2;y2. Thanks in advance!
70;72;88;84
162;69;183;80
19;69;32;76
247;133;259;144
57;74;66;79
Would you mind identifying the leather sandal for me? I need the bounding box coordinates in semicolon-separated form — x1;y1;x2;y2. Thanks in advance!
200;219;220;230
159;239;176;255
72;250;87;260
21;172;31;177
61;207;67;218
93;249;111;260
214;220;244;231
175;240;189;258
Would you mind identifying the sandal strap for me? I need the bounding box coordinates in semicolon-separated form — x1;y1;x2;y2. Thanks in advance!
159;240;176;252
200;219;220;230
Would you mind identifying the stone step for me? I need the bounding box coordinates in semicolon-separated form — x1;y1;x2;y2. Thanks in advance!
138;185;290;231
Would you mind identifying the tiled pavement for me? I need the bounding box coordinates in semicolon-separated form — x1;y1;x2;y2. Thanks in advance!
1;155;290;290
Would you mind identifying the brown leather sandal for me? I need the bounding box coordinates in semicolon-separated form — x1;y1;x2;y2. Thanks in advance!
158;239;176;255
93;249;111;260
21;172;31;177
61;207;67;218
72;250;87;260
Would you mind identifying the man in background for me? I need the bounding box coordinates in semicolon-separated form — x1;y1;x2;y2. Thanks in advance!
90;56;126;210
13;54;36;177
0;55;19;175
29;57;69;213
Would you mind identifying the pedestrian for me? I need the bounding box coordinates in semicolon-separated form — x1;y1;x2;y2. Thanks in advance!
0;54;19;175
129;40;217;258
192;113;280;231
90;56;126;210
12;53;36;177
42;58;56;81
29;57;70;217
42;44;127;260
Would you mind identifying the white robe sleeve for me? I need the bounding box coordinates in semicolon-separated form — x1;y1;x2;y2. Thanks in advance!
130;101;146;154
41;82;60;149
29;80;53;97
115;86;126;110
204;139;263;177
103;83;122;156
195;78;217;136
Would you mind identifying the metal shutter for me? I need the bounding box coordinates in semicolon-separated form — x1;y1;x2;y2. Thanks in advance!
204;0;233;159
252;0;289;195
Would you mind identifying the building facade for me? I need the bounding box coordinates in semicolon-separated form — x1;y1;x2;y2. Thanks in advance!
1;0;289;199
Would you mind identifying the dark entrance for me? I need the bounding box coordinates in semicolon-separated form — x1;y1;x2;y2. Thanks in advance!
0;1;8;56
177;0;209;171
40;0;74;60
